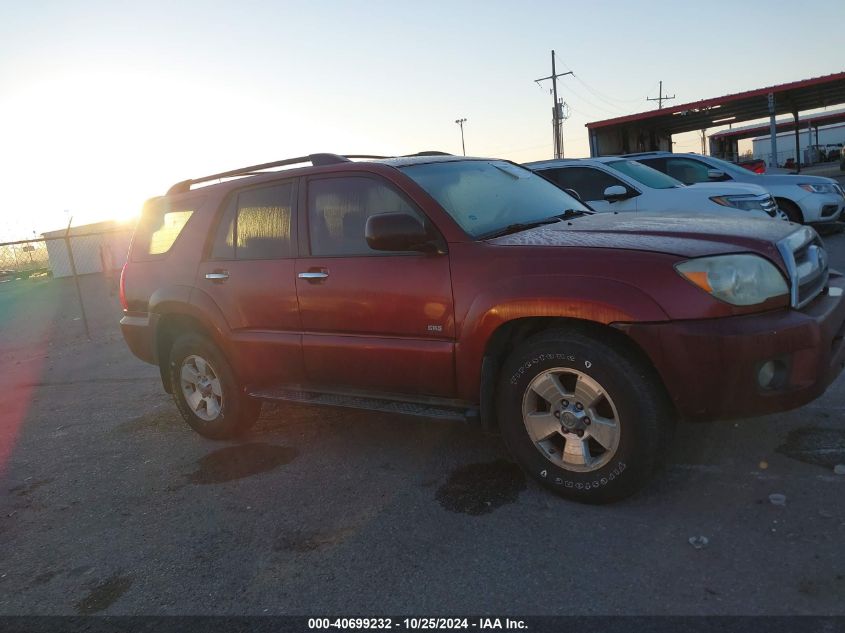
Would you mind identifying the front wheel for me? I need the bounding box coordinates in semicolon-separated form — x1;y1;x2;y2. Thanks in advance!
777;199;804;224
169;333;261;439
497;329;670;503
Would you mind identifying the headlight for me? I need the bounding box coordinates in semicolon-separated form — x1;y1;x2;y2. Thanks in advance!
798;183;838;194
709;195;765;211
675;254;789;306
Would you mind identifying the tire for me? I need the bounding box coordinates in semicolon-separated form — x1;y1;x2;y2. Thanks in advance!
777;198;804;224
169;333;261;439
496;328;670;503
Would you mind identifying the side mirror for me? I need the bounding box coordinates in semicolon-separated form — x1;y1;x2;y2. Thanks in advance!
365;212;435;252
707;169;727;180
603;185;628;202
564;188;582;201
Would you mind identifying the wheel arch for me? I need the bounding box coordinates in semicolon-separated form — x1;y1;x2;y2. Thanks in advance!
478;317;673;432
774;197;804;223
154;312;217;393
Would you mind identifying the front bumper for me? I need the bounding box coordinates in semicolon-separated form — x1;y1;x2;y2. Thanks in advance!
616;273;845;422
799;192;844;223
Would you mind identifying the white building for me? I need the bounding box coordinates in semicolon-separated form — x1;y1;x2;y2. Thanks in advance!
42;220;133;279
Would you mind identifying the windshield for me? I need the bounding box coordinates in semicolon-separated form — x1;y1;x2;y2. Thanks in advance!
399;160;590;238
606;159;683;189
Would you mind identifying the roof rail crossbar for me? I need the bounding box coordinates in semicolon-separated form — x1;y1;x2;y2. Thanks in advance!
167;153;354;194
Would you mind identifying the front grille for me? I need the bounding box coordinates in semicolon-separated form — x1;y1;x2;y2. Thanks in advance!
761;195;778;218
777;227;829;308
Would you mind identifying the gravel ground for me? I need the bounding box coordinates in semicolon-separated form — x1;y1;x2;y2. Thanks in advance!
0;230;843;616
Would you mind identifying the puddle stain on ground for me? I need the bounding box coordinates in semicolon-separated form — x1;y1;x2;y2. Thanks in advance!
185;443;298;485
435;459;526;515
114;409;180;434
776;427;845;469
8;478;54;497
274;527;356;553
74;574;133;614
32;570;58;586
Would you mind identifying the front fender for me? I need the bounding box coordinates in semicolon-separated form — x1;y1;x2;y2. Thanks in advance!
455;274;669;401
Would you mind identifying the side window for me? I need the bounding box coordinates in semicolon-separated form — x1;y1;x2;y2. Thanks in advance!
542;167;626;201
308;176;423;256
148;211;194;255
664;158;711;185
210;182;294;260
132;197;201;260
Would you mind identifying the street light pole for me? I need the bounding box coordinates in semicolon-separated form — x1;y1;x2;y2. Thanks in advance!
455;118;467;156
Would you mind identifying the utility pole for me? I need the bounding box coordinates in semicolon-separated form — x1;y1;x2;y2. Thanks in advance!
647;80;675;109
535;50;572;159
455;118;467;156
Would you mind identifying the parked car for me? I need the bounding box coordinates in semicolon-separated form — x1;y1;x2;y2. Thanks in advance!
738;158;766;174
120;153;844;503
526;157;786;220
625;151;845;225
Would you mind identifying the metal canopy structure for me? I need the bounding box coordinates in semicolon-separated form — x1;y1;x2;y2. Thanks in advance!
585;71;845;163
709;108;845;142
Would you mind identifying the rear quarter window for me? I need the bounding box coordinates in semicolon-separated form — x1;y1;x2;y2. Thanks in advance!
131;197;202;260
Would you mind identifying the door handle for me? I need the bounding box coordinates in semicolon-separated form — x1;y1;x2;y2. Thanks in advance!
298;271;329;280
205;271;230;282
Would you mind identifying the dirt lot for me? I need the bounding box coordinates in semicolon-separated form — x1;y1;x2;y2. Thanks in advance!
0;231;844;616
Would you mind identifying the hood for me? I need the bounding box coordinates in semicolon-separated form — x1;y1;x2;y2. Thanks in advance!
687;181;770;196
757;173;839;186
489;212;798;260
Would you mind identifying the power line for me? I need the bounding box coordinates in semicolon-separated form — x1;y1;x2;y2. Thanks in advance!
556;57;657;106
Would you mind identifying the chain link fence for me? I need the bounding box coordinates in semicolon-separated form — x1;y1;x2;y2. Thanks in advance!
0;223;134;340
0;239;51;278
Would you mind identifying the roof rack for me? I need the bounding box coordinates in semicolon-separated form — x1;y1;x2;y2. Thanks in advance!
167;151;455;195
167;153;355;194
404;151;453;157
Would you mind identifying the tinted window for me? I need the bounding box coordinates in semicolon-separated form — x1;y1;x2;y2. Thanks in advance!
211;183;293;260
400;160;588;238
663;158;712;185
308;177;422;256
697;155;747;179
541;166;625;201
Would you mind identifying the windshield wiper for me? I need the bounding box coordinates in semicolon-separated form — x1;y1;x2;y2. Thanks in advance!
481;210;589;239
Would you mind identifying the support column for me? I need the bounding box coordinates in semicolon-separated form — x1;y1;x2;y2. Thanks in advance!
768;93;778;168
793;108;801;173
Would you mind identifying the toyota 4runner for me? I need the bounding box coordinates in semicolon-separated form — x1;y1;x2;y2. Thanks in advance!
120;153;845;503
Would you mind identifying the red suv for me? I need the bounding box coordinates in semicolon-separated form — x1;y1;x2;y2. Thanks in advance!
120;153;845;502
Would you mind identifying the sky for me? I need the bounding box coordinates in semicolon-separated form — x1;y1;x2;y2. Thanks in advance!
0;0;842;241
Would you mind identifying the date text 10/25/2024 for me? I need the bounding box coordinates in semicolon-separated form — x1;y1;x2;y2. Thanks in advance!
308;618;528;630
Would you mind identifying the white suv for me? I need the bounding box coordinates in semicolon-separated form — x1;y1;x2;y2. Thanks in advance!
526;157;785;221
626;151;845;225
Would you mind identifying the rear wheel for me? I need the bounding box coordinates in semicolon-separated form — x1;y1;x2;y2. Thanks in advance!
169;333;261;439
496;328;670;503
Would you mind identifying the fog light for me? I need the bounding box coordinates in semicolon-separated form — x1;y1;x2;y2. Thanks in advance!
757;359;788;390
758;361;776;389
